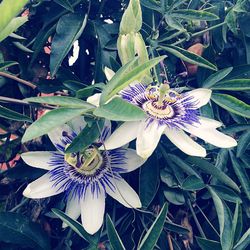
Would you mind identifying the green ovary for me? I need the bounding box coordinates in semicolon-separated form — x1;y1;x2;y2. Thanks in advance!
64;147;103;175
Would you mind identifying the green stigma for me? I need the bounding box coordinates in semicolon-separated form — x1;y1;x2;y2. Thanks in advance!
64;147;103;175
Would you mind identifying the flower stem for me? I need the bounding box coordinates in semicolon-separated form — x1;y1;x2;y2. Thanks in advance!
187;199;206;238
0;72;36;89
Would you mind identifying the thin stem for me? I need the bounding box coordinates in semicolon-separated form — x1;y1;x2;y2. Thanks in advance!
191;21;226;38
167;233;174;250
187;199;206;238
196;204;220;237
0;72;36;89
171;21;226;46
0;96;30;105
9;198;28;212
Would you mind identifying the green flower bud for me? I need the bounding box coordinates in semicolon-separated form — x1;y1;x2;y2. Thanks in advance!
120;0;142;34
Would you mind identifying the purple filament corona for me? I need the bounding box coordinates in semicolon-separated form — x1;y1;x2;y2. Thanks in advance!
47;128;128;200
121;83;200;128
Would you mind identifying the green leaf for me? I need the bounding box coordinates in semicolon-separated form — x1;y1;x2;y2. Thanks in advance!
106;214;125;250
182;175;205;191
100;56;166;104
0;0;28;32
164;187;185;205
186;157;240;193
51;208;97;245
171;9;219;21
22;108;90;143
94;97;146;121
159;45;217;71
165;221;190;235
196;237;222;250
65;119;104;153
211;93;250;118
54;0;74;12
210;185;242;203
139;154;160;208
230;151;250;200
140;0;161;12
50;13;87;76
25;96;95;109
236;130;250;158
208;186;233;250
0;61;18;71
202;67;233;88
0;212;50;250
31;24;57;65
234;228;250;250
0;16;28;42
211;79;250;91
0;105;32;122
167;153;201;179
138;203;168;250
76;83;105;98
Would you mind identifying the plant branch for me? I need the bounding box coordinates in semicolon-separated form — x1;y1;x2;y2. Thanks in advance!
0;72;36;89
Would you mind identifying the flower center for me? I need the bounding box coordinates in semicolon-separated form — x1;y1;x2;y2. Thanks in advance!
142;84;181;119
64;147;103;175
142;101;175;119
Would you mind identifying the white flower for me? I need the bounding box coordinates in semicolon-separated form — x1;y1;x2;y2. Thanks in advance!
21;117;145;235
89;83;237;159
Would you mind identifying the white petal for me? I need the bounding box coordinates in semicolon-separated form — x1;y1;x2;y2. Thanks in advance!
198;117;222;129
48;117;86;151
100;121;140;150
48;124;73;152
184;126;237;148
21;151;59;170
67;116;86;134
185;88;212;109
80;187;105;235
136;120;165;158
104;67;115;81
63;197;81;228
23;174;64;199
87;93;101;107
164;127;206;157
115;148;146;173
106;177;141;208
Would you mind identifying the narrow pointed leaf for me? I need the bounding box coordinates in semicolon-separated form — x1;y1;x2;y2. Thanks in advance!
186;157;240;192
196;237;222;250
171;9;219;21
65;119;104;153
0;105;32;122
50;13;87;76
54;0;74;12
100;56;166;104
211;94;250;118
0;16;28;42
138;203;168;250
211;79;250;91
0;0;28;32
160;45;217;71
230;151;250;200
25;96;95;109
236;131;250;158
22;108;90;143
233;228;250;250
52;208;97;244
0;61;18;71
202;67;233;88
94;97;146;121
106;214;126;250
208;187;233;250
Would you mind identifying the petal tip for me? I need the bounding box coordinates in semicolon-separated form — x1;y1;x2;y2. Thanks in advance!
23;185;31;198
